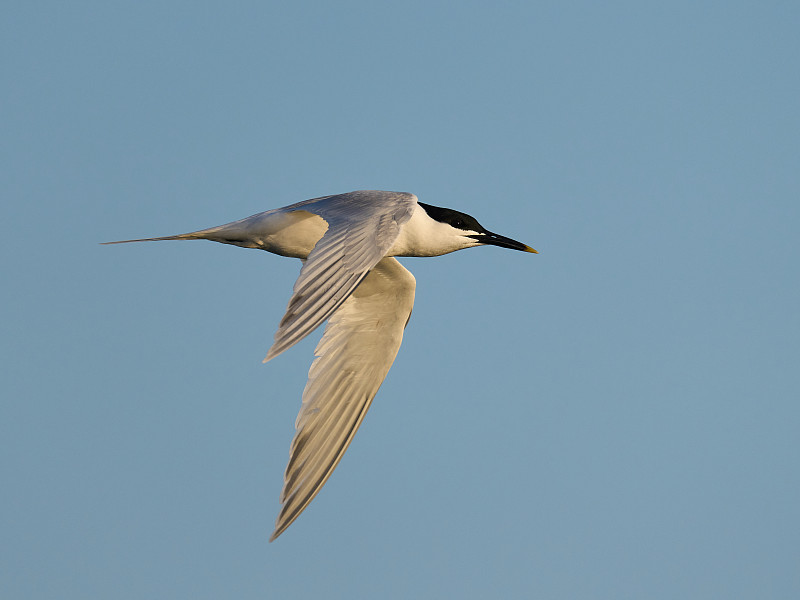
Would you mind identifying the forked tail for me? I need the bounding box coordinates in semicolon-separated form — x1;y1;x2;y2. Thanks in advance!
101;233;200;245
101;215;262;246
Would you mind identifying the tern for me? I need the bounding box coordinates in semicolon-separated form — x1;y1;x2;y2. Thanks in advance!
105;190;537;540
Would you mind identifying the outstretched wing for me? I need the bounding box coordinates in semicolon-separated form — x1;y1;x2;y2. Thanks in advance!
264;191;416;361
270;257;416;541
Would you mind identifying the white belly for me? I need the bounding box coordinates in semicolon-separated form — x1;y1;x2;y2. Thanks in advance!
208;209;329;258
254;210;329;258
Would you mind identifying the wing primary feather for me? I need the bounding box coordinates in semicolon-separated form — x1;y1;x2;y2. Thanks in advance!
265;271;369;361
269;257;416;541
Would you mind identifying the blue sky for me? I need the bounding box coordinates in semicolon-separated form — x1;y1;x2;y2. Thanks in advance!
3;1;799;598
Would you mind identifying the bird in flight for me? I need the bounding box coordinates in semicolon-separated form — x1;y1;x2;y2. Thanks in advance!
105;190;537;540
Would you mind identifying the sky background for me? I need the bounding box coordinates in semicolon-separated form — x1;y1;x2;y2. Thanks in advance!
3;1;799;598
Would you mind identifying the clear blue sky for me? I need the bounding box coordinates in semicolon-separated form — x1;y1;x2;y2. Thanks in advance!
3;1;799;598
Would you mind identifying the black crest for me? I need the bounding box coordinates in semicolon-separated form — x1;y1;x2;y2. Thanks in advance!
418;203;486;233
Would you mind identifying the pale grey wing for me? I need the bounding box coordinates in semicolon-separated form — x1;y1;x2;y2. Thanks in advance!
269;257;416;541
264;191;416;361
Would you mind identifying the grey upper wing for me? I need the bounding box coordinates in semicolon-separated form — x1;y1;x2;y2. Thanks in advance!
269;257;416;541
264;191;416;361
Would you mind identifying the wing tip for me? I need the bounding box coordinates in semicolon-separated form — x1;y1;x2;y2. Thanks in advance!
263;344;283;363
269;511;296;542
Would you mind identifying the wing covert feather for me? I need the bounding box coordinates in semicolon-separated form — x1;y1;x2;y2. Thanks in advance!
265;191;416;361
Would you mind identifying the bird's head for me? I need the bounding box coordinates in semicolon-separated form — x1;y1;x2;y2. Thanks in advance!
417;202;538;255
